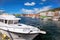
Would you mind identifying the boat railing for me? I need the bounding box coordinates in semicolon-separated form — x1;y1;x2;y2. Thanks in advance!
0;26;35;31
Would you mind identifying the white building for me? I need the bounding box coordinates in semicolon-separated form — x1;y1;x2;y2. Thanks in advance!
40;12;47;16
46;11;54;17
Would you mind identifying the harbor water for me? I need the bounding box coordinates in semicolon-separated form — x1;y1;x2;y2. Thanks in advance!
19;17;60;40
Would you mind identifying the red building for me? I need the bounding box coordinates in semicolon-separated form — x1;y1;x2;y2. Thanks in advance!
21;14;40;18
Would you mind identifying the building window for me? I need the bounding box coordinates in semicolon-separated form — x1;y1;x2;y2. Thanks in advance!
5;20;7;24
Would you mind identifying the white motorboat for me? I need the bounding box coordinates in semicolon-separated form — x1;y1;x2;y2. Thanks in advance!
0;14;46;40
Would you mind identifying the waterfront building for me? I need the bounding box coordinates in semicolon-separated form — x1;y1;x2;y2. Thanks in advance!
21;14;40;18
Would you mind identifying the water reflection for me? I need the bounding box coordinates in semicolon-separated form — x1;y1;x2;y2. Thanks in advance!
19;17;60;40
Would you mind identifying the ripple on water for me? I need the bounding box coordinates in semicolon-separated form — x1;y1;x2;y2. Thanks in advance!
19;17;60;40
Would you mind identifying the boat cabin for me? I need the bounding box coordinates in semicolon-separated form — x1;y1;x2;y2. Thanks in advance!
0;14;20;24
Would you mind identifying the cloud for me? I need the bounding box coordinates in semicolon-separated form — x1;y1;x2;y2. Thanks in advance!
24;2;35;6
40;0;46;5
40;3;44;5
21;8;41;14
34;6;51;13
21;6;52;14
0;10;5;12
42;0;46;2
21;8;34;14
40;6;52;12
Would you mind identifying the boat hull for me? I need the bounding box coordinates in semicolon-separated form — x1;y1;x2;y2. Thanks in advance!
0;29;39;40
17;33;38;40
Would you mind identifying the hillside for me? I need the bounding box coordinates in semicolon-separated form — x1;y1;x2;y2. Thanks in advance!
48;7;60;12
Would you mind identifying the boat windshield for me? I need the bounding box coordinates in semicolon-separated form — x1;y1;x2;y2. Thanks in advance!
0;19;4;22
8;20;19;24
8;20;13;24
0;19;19;24
14;20;19;24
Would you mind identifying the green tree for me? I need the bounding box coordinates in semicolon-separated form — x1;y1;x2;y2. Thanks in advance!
14;14;21;17
40;16;48;19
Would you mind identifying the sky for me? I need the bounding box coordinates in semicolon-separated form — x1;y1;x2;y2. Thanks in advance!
0;0;60;14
